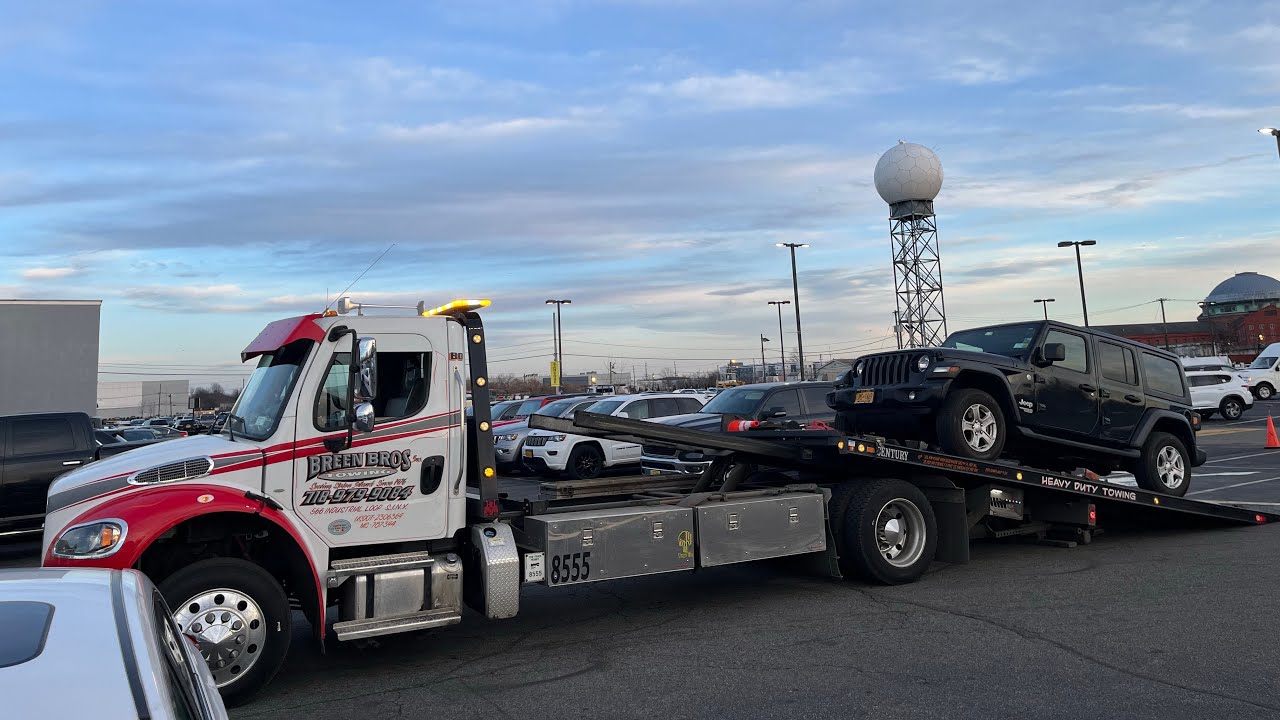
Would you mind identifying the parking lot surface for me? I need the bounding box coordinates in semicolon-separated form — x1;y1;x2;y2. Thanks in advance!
5;405;1280;718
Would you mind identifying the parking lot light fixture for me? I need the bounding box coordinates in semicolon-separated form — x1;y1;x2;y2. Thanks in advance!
777;243;809;379
1261;127;1280;159
1034;298;1055;320
1057;241;1096;326
767;300;790;381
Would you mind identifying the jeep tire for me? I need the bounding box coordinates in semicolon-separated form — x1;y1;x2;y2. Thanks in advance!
936;388;1006;461
1132;431;1190;497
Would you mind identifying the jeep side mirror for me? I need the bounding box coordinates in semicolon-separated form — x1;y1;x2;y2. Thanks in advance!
765;406;787;419
1042;343;1066;363
356;336;377;400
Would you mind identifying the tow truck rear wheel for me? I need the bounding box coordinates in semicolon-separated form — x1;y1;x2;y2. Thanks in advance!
159;557;292;707
835;478;937;585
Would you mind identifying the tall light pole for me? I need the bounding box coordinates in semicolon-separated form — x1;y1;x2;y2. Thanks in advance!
1157;297;1171;350
1034;298;1055;320
768;300;790;381
760;334;769;381
1057;240;1096;326
776;242;809;379
1260;127;1280;160
545;299;571;392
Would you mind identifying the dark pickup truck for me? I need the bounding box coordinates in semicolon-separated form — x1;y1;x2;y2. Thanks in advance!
1;412;150;537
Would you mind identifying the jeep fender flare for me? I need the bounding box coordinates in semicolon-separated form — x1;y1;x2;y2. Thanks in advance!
947;368;1020;424
1131;409;1196;453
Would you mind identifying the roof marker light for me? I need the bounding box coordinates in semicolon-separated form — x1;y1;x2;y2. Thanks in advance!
422;299;492;316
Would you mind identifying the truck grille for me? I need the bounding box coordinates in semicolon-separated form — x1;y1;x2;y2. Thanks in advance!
861;354;912;387
525;435;550;447
128;457;214;485
644;445;678;458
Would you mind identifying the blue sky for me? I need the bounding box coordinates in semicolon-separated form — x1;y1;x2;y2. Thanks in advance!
3;0;1280;385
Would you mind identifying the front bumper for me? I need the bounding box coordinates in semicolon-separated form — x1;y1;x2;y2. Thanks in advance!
829;383;948;438
523;444;569;472
641;456;713;476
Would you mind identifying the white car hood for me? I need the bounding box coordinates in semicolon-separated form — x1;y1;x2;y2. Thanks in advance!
49;434;260;497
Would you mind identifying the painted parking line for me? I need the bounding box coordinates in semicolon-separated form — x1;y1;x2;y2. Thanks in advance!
1187;475;1280;495
1204;450;1280;464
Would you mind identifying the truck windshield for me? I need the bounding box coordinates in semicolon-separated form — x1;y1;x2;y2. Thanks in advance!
226;340;314;441
941;323;1040;359
1249;355;1277;369
699;388;768;415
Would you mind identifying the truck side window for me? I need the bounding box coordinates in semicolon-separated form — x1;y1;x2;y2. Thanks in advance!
10;417;76;456
376;352;430;420
1044;330;1089;374
315;353;352;432
766;390;803;418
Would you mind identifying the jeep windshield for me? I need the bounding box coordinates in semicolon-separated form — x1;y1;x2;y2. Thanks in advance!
699;388;768;415
941;323;1040;360
225;339;313;441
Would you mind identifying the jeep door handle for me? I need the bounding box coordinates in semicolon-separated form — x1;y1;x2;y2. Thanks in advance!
1079;384;1096;393
1124;394;1142;403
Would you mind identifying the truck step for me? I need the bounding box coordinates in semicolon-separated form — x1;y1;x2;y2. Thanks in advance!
332;609;462;641
329;550;435;578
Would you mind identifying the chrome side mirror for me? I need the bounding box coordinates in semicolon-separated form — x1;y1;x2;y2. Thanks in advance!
356;336;377;400
336;296;355;315
353;402;375;433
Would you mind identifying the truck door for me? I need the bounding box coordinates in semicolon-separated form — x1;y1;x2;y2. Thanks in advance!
293;330;457;545
1094;339;1145;445
1;415;91;528
1033;328;1100;438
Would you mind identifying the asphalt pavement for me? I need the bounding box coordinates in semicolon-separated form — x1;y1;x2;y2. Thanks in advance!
5;403;1280;718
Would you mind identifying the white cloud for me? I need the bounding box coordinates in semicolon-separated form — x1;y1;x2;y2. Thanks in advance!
379;112;593;143
938;56;1031;86
1091;102;1265;120
21;266;79;280
635;63;868;110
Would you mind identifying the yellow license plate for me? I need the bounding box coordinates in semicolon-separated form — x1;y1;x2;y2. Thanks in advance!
854;390;875;404
524;449;534;458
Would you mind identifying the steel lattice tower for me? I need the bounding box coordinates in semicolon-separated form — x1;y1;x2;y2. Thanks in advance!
890;199;947;347
874;141;947;348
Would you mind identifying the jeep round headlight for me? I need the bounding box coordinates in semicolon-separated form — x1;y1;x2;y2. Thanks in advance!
916;354;931;372
52;520;126;559
854;360;864;377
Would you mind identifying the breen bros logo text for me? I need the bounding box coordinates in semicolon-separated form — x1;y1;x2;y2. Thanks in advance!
307;450;414;482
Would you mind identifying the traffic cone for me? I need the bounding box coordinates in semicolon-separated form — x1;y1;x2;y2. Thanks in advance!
1267;417;1280;449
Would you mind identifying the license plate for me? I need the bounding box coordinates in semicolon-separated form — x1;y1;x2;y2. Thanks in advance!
648;469;663;476
524;449;534;458
854;390;875;404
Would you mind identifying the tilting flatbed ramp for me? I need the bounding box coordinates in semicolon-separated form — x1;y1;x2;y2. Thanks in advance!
530;411;1279;527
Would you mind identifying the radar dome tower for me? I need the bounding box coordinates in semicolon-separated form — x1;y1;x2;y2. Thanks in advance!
874;141;947;348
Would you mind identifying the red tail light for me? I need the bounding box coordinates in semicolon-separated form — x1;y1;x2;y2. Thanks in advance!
180;431;188;436
1088;504;1097;525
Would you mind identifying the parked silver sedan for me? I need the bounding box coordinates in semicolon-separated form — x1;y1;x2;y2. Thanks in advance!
0;568;228;719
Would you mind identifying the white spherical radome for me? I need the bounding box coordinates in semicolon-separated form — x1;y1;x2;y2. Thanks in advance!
873;142;944;205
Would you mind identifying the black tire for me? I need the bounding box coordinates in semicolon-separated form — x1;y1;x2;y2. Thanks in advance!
565;444;605;480
834;478;937;585
1257;383;1275;401
1220;397;1245;421
159;557;292;707
1132;431;1190;497
1199;410;1215;420
936;388;1006;461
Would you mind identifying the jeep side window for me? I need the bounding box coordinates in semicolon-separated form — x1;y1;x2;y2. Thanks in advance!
1098;341;1138;385
1142;352;1187;397
1043;330;1089;374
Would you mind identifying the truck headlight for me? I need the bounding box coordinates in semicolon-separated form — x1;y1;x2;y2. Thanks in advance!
916;355;931;372
52;520;127;559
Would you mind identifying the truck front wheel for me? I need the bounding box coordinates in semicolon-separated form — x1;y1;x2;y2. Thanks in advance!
836;478;937;585
160;557;292;707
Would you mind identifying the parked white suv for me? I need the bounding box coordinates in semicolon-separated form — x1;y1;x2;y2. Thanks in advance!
522;393;707;478
1186;369;1253;420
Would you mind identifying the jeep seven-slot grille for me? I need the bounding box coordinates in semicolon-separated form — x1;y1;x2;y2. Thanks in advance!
524;435;551;447
128;457;214;485
862;354;912;387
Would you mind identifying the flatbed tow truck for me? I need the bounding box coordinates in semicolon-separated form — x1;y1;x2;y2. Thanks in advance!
37;300;1278;707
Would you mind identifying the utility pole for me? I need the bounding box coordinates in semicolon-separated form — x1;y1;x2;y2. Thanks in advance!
545;299;571;393
1057;240;1096;326
550;312;559;393
1157;298;1170;351
777;243;809;379
760;334;769;381
768;300;790;381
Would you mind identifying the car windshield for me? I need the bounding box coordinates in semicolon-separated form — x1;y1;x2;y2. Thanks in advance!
583;399;624;415
513;399;543;416
1249;355;1277;369
941;323;1041;359
700;388;769;415
226;340;313;441
535;398;593;417
120;429;156;441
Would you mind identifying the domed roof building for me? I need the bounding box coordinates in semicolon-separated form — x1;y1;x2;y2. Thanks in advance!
1199;272;1280;318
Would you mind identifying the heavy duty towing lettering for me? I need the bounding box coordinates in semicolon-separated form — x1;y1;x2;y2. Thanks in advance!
38;298;1277;706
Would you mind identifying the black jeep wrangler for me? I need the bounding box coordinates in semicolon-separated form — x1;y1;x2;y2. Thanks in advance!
828;320;1206;496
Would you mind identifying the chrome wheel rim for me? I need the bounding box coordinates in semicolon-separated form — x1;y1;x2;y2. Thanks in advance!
174;588;267;687
1224;402;1242;419
961;403;998;452
1156;446;1185;490
875;499;927;568
1261;386;1274;400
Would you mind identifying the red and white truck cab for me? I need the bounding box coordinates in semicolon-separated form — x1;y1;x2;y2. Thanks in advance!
42;299;507;705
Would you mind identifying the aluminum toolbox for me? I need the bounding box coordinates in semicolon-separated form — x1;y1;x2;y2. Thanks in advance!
523;505;695;585
695;492;826;567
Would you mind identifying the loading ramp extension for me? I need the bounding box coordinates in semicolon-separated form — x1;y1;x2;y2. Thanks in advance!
529;411;1279;528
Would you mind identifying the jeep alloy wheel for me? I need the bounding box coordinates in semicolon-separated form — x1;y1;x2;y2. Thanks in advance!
937;388;1006;461
961;404;998;453
1155;445;1185;490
